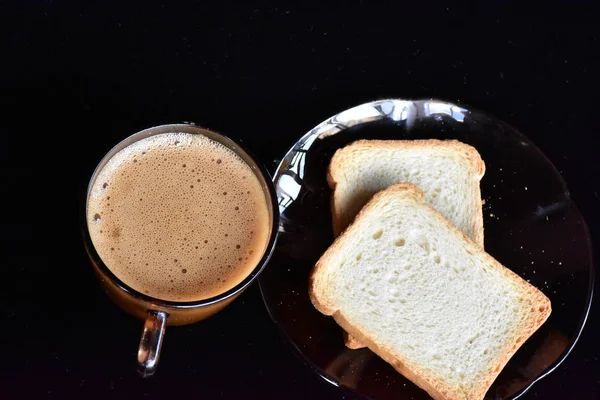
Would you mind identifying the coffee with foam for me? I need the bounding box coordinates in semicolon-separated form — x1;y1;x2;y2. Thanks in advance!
87;132;270;302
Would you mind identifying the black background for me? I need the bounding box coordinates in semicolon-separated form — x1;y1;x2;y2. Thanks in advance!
1;1;599;399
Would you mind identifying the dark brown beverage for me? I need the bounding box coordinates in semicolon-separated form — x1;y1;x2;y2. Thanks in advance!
87;132;270;302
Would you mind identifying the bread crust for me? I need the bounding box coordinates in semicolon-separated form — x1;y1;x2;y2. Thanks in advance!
309;183;551;400
342;331;364;350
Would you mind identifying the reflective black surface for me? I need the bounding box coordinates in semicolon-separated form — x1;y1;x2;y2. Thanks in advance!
260;99;594;400
1;2;599;399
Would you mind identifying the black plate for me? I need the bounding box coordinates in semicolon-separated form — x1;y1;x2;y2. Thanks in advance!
258;99;594;400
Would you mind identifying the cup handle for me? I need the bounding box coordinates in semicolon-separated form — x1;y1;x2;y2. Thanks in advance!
137;310;168;377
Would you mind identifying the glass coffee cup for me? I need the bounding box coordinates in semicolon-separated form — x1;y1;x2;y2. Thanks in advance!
82;123;279;377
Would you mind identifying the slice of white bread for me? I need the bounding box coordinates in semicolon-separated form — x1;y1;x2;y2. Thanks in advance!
328;139;485;244
328;139;486;349
309;183;551;400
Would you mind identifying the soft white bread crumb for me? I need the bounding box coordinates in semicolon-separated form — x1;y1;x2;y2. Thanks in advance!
309;183;551;400
328;139;485;245
328;139;486;349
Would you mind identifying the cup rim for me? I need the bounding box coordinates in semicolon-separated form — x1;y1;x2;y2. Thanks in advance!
81;123;280;310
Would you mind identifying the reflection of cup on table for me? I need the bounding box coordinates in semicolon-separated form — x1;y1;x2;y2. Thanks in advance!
82;123;279;377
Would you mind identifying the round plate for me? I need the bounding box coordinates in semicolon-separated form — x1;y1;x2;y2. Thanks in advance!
258;99;594;400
